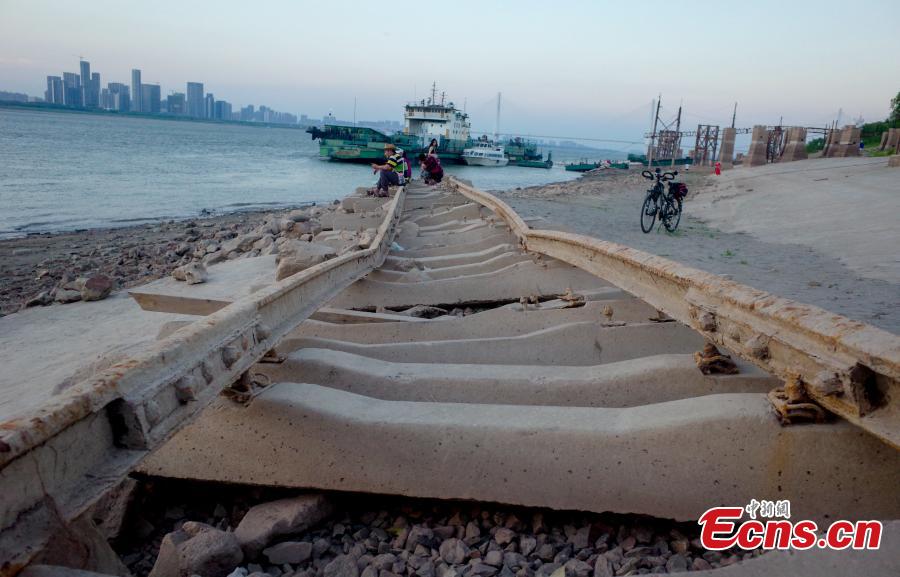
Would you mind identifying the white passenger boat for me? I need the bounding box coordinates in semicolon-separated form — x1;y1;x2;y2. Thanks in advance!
461;141;509;166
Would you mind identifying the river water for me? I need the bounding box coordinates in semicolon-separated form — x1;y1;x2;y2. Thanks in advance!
0;107;581;238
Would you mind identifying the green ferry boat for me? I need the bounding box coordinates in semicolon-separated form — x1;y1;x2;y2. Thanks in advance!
564;160;601;172
307;87;472;164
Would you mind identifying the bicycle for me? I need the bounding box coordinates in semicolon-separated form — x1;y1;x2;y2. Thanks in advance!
640;168;687;233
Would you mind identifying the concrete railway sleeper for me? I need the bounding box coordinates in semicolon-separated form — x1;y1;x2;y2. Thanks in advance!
1;181;898;576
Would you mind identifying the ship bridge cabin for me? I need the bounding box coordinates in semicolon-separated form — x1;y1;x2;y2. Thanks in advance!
403;100;470;144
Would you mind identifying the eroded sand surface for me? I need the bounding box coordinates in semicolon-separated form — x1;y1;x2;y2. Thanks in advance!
690;157;899;283
502;158;899;334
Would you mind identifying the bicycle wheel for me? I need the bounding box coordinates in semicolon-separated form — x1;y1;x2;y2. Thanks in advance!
664;197;682;232
640;194;657;233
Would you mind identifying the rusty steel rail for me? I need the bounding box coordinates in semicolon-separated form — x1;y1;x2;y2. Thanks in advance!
0;188;406;574
448;176;900;448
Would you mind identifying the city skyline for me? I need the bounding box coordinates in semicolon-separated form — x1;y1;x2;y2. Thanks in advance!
38;57;301;125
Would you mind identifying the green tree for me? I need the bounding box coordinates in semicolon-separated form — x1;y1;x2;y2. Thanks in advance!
891;91;900;123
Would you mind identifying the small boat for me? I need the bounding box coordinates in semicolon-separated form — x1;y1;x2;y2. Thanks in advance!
506;139;553;168
462;141;509;167
565;159;629;172
564;159;600;172
516;151;553;169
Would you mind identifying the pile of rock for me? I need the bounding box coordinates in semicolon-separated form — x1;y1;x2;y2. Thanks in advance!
26;274;113;307
11;194;389;313
142;493;761;577
200;201;383;268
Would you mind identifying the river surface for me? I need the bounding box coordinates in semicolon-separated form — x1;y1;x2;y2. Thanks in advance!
0;107;582;238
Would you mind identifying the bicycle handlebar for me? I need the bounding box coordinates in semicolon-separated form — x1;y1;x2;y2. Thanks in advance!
642;170;677;181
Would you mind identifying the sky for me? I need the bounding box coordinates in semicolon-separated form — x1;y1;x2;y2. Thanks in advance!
1;0;898;144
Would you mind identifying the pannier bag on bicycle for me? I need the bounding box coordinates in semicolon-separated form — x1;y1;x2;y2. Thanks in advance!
669;182;688;200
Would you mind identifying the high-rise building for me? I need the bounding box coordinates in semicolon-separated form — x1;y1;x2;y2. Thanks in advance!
240;105;254;122
167;92;186;115
214;100;232;121
79;60;91;106
45;76;64;104
141;84;161;114
204;93;215;119
131;69;142;112
106;83;130;111
88;72;100;108
62;72;81;106
186;82;204;118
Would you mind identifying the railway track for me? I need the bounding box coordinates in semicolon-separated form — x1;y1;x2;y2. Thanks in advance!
2;180;898;575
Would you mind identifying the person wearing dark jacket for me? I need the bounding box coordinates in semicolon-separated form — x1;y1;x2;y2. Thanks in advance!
419;153;443;185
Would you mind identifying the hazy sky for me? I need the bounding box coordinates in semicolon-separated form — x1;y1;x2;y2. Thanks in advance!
1;0;898;144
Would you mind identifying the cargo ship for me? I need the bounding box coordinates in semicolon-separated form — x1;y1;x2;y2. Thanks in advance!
505;137;553;168
307;85;472;164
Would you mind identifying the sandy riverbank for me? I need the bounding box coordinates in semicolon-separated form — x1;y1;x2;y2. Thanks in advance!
689;156;899;283
499;160;899;334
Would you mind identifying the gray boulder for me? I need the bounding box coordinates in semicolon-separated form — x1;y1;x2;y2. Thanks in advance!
440;539;469;565
235;494;333;557
55;288;82;304
80;275;113;301
275;241;337;281
263;541;313;565
324;556;359;577
172;262;208;284
148;521;243;577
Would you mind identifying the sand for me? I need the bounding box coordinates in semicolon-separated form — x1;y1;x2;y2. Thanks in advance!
0;292;193;422
690;156;899;283
500;159;899;334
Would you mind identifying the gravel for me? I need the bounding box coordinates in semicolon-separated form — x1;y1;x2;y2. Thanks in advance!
115;482;764;577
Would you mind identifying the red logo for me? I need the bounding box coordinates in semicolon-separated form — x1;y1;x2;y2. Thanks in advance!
698;501;881;551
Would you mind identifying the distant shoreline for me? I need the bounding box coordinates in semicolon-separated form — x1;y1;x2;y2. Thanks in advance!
0;201;317;241
0;100;308;130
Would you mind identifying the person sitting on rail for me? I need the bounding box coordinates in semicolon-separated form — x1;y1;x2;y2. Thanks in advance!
418;152;444;185
369;143;404;197
399;148;411;185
